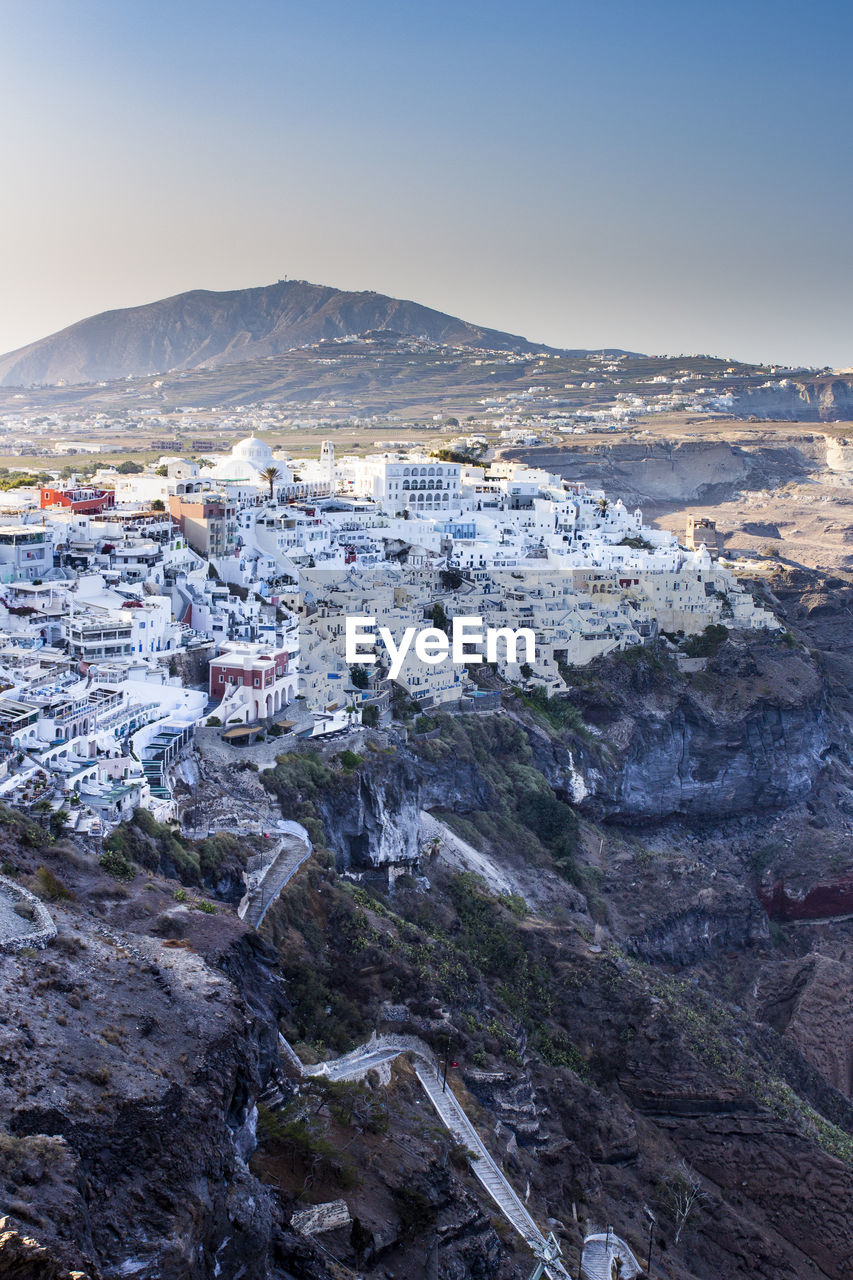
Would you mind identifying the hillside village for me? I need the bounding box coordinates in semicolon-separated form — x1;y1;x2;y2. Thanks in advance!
0;433;777;840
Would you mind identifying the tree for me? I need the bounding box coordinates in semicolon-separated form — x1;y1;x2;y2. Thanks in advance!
155;465;168;476
429;602;449;634
597;496;609;516
260;466;282;500
662;1160;707;1244
49;809;69;839
116;460;143;474
350;665;369;690
151;498;165;511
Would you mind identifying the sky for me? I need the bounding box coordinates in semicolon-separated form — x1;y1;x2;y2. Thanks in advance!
2;0;852;367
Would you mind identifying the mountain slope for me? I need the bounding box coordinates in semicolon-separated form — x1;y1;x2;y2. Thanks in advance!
0;279;561;386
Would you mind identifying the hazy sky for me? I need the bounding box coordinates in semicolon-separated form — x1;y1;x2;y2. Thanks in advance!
2;0;852;367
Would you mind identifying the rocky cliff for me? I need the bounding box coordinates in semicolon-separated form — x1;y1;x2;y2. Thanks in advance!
0;823;295;1280
561;643;827;824
731;375;853;421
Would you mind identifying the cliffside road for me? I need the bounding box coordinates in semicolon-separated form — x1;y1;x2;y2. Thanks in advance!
580;1232;641;1280
295;1032;572;1278
305;1041;403;1083
238;821;312;930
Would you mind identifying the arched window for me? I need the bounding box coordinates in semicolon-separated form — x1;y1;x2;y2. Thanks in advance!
427;480;434;490
402;480;410;490
403;468;410;477
420;466;427;476
435;479;442;489
428;466;435;476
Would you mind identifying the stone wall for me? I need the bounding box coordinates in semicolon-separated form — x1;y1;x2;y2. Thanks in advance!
0;874;56;953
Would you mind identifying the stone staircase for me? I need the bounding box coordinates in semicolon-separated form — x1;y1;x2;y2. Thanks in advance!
580;1231;642;1280
282;1030;572;1278
237;822;312;930
412;1058;571;1277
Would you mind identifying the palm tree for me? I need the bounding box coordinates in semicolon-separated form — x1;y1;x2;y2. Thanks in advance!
260;466;281;500
597;496;609;517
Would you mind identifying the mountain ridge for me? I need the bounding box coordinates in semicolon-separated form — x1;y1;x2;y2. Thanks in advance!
0;279;595;387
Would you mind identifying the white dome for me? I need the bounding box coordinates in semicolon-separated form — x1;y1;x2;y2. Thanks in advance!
232;435;274;466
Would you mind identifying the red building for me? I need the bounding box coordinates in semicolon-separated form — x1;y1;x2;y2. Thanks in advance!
208;642;297;722
40;485;115;514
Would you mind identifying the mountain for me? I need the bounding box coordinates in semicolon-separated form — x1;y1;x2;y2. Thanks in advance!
0;279;565;387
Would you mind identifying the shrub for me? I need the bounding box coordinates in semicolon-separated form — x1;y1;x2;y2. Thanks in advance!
36;865;72;900
99;848;136;881
194;899;216;914
516;790;580;869
448;1141;477;1168
48;809;69;839
337;749;363;770
206;715;222;727
681;624;729;658
393;1186;437;1238
519;685;583;732
198;831;242;876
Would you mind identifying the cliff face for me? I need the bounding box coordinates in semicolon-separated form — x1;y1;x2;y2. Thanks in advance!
575;696;824;823
507;436;829;506
0;827;291;1280
555;643;826;824
732;376;853;421
284;644;827;869
317;751;491;868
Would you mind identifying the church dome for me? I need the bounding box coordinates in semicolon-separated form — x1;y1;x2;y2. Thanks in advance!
232;434;274;466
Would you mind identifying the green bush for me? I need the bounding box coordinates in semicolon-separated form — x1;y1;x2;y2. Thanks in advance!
198;831;242;877
681;623;729;658
99;847;136;881
516;790;580;869
105;810;202;884
519;685;583;732
35;865;72;900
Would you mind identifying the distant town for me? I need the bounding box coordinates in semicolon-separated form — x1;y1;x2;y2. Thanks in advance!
0;417;780;841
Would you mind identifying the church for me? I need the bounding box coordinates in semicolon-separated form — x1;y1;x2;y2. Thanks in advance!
201;435;293;497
